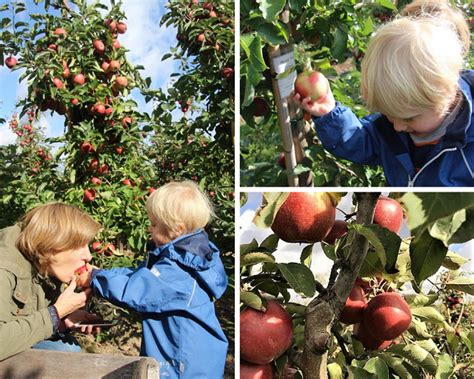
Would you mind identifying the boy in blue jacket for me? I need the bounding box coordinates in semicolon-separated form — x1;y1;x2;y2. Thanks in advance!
294;2;473;186
77;181;228;378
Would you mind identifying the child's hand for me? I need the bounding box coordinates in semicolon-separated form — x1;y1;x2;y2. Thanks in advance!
292;88;336;117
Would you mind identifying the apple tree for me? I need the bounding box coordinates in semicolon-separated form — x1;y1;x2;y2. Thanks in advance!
240;0;473;187
240;192;474;378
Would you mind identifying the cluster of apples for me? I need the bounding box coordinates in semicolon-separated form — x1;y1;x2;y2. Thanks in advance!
240;300;294;379
341;283;412;350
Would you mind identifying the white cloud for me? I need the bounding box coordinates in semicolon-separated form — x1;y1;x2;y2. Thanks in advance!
0;123;16;145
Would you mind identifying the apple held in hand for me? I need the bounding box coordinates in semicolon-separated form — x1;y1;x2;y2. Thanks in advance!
339;285;367;324
271;192;336;243
362;292;412;341
294;70;329;103
374;196;403;233
240;300;293;364
240;361;273;379
75;264;89;275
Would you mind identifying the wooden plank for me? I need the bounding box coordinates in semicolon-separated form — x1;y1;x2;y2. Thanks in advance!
0;349;159;379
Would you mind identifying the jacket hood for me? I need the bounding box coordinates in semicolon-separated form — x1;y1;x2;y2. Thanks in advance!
459;70;474;143
148;230;228;299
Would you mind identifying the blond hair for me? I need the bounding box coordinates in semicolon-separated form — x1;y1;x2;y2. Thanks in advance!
16;203;101;274
146;181;213;236
401;0;470;56
360;16;464;118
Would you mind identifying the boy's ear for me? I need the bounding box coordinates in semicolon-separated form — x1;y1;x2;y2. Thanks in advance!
172;223;186;238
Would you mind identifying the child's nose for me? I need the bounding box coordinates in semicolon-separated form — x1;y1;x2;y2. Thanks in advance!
393;120;407;132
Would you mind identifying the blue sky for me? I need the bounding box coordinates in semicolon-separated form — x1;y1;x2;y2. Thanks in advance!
0;0;179;144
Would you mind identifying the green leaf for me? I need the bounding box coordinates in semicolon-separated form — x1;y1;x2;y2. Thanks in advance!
405;293;438;307
435;353;454;379
429;209;466;246
256;22;288;46
277;262;316;297
327;362;343;379
364;357;389;379
260;234;279;251
253;192;289;228
259;0;286;22
300;244;313;267
241;239;258;255
240;33;267;72
331;28;348;62
387;344;437;374
241;252;276;267
410;230;448;283
445;276;474;295
408;318;433;339
240;291;265;310
442;251;469;270
348;366;376;379
449;208;474;244
401;193;474;238
378;353;413;379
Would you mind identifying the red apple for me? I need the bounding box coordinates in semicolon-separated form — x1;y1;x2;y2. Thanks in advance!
93;39;105;54
115;76;128;88
89;159;99;170
101;61;110;72
294;70;329;103
323;219;348;244
108;60;121;72
94;103;106;115
115;146;124;154
48;44;57;51
122;116;133;128
222;67;233;78
116;22;127;34
98;163;109;175
83;189;96;202
363;292;412;340
73;73;86;85
62;67;70;78
209;10;217;18
102;243;116;255
353;322;392;351
112;39;121;49
75;264;88;275
251;97;270;117
106;19;117;32
277;152;286;169
80;141;94;153
240;300;293;364
92;241;102;252
5;56;17;69
71;98;79;106
240;361;273;379
373;196;403;233
52;77;63;89
271;192;336;243
122;178;132;186
91;177;102;185
196;33;206;43
53;27;67;36
339;285;367;324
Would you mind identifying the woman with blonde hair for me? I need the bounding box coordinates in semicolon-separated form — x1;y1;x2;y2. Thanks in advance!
294;0;473;186
0;203;102;361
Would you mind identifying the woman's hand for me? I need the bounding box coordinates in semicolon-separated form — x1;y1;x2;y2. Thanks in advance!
53;279;91;318
62;310;102;335
292;87;336;117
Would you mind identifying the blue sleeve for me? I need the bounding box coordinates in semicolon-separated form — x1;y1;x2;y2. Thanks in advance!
91;263;194;313
314;104;383;165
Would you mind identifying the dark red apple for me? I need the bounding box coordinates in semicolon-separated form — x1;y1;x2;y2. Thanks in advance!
240;300;293;364
277;152;286;169
83;189;96;202
271;192;336;243
353;322;392;351
362;292;412;340
80;141;94;153
294;70;329;103
339;285;367;324
5;56;17;69
251;97;270;117
373;196;403;233
323;219;348;244
240;361;273;379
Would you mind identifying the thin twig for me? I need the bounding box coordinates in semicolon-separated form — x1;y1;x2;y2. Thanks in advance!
332;326;353;364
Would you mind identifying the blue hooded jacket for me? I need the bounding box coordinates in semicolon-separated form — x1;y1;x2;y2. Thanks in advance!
91;230;228;378
313;70;474;186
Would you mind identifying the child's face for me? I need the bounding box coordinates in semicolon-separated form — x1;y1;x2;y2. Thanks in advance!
386;109;446;138
149;215;173;246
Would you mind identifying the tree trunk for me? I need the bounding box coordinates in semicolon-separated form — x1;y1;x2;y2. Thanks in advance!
301;192;380;378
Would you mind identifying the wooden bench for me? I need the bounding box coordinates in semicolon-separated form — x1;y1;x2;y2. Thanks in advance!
0;349;159;379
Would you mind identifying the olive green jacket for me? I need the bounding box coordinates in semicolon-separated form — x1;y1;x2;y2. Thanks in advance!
0;225;61;361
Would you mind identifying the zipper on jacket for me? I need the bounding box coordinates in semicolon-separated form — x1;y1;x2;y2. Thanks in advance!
408;147;458;186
